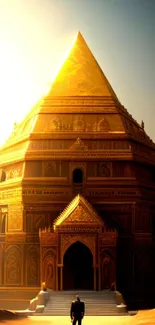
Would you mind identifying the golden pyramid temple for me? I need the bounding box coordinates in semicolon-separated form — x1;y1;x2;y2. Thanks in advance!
0;32;155;307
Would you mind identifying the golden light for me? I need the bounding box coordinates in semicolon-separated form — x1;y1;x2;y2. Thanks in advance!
0;32;76;147
44;32;78;95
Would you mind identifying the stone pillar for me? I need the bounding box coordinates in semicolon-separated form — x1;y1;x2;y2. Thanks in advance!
60;266;63;291
56;266;58;291
57;264;63;291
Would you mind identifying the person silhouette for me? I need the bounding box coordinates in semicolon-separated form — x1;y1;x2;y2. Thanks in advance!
70;295;85;325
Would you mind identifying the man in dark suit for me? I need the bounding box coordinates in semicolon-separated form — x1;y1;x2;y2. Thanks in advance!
70;295;85;325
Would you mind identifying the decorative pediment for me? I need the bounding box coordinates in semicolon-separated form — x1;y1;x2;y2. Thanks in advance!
69;138;88;151
53;194;103;229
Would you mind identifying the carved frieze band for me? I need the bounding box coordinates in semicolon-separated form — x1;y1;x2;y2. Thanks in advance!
40;233;57;245
25;152;132;159
41;98;116;107
22;187;140;197
0;189;22;201
28;139;131;150
56;226;101;233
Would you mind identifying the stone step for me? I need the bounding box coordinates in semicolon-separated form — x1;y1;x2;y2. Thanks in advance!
43;290;121;316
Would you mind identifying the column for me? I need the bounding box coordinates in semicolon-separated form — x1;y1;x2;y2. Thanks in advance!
60;266;63;291
57;264;63;291
56;266;58;291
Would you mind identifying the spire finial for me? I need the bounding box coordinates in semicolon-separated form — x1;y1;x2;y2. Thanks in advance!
141;120;144;129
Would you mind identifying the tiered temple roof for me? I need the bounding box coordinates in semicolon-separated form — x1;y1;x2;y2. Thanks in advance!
0;31;155;166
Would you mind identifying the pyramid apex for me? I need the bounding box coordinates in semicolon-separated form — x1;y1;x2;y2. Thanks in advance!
76;30;84;38
49;32;120;100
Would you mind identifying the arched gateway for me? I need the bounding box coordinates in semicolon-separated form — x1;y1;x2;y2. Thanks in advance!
39;194;117;290
63;241;93;290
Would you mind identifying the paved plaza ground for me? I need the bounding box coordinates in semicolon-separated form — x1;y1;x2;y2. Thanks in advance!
3;310;155;325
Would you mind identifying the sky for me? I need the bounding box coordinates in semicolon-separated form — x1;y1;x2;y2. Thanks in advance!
0;0;155;146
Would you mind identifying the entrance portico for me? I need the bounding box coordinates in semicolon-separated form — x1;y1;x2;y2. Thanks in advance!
39;194;117;291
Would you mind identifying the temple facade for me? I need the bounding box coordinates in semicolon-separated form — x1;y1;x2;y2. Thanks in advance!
0;32;155;302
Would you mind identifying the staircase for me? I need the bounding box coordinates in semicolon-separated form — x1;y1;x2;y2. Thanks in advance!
42;290;127;316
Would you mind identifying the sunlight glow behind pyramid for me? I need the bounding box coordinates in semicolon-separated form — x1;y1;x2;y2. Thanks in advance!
49;31;119;100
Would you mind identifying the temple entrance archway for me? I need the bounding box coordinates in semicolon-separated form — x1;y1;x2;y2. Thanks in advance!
63;241;94;290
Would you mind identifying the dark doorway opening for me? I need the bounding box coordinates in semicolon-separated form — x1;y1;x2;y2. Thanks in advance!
73;169;83;184
63;241;93;290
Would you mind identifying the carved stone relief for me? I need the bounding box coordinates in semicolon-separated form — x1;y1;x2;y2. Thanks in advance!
62;204;99;225
26;245;40;286
42;249;56;290
36;114;113;133
69;138;88;151
8;204;23;231
28;139;130;151
5;163;23;180
98;163;110;177
61;234;96;263
44;161;56;177
97;118;110;132
73;116;85;131
44;117;61;131
4;245;22;285
101;253;113;289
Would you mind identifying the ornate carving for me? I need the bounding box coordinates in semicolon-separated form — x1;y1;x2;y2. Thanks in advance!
101;255;112;289
4;245;22;285
6;233;26;243
42;249;56;289
40;232;57;246
69;138;88;151
54;194;103;229
61;234;96;262
30;113;127;134
23;188;70;196
6;164;23;180
44;161;56;177
8;204;23;231
98;163;110;177
29;214;46;233
26;245;40;286
97;118;110;132
42;98;109;106
63;204;98;224
42;98;106;106
73;116;85;131
44;117;60;131
0;188;22;201
28;139;130;151
55;226;101;233
86;189;139;197
24;152;133;160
